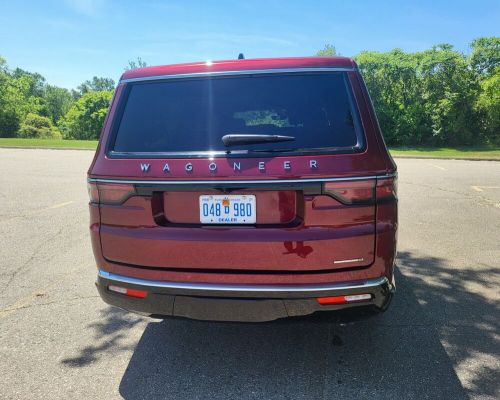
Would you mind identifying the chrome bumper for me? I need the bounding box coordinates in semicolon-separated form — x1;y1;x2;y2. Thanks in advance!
96;269;395;322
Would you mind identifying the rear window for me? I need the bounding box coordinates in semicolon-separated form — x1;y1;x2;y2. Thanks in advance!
109;72;364;157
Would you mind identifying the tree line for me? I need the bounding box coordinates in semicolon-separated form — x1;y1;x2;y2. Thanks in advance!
319;37;499;146
0;57;146;141
0;39;498;146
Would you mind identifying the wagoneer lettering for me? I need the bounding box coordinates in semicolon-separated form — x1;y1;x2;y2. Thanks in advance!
88;56;397;322
208;162;217;172
142;159;321;174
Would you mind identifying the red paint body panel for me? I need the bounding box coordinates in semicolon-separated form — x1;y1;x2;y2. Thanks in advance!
99;194;375;271
88;56;397;299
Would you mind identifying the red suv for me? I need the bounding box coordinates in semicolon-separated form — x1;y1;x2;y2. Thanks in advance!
88;57;397;322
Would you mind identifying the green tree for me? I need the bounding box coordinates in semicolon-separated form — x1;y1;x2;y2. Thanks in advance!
43;85;73;124
470;37;500;144
0;58;44;137
0;56;18;136
18;113;61;139
476;68;500;144
470;37;500;76
316;44;337;56
59;90;113;139
417;44;479;145
77;76;115;95
355;49;426;145
352;44;483;146
11;68;46;97
125;56;148;70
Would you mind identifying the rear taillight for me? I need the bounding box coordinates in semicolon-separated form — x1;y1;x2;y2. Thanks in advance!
322;176;397;205
87;182;135;205
98;183;135;204
322;180;375;204
376;176;398;202
87;182;99;203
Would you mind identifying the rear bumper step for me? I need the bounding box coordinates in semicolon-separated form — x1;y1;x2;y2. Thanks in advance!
96;269;395;322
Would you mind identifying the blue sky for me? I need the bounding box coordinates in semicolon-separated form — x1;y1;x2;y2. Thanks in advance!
0;0;498;89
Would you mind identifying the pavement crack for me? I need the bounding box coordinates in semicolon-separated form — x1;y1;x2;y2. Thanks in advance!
0;295;100;316
2;225;66;290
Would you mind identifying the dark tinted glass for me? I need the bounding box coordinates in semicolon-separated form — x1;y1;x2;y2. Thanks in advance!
111;73;363;154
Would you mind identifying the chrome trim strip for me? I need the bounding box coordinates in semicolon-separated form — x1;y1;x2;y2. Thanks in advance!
120;67;355;84
88;173;396;185
333;258;364;264
98;269;388;293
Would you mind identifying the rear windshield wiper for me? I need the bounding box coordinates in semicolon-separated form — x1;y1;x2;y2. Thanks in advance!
222;134;295;147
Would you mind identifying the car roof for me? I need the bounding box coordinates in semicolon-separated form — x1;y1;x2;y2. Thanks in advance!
120;56;356;82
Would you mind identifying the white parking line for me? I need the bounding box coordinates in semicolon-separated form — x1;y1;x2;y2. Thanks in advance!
471;186;500;192
48;201;74;209
426;163;447;171
1;200;76;223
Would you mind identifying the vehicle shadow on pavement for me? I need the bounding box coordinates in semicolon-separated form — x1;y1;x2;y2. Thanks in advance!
60;308;144;367
110;251;498;400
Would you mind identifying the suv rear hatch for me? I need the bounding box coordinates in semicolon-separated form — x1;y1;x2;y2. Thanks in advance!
92;70;387;273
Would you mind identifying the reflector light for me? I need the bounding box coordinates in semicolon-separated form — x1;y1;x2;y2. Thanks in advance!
108;285;148;298
344;294;372;302
316;293;372;305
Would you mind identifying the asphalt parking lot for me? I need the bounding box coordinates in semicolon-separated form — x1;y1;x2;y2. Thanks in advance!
0;148;499;400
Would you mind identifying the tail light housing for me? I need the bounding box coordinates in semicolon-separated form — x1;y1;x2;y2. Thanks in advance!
87;182;99;203
87;182;135;205
376;177;398;202
322;176;397;205
322;179;375;204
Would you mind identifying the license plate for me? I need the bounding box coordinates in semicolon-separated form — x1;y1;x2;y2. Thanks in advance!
199;195;256;224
